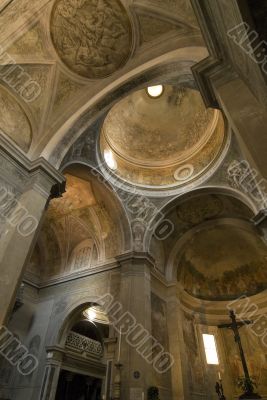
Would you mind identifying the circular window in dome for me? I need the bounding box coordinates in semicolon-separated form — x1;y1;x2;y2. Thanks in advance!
146;85;164;98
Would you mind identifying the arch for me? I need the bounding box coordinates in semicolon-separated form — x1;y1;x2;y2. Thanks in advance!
61;162;132;255
168;217;262;282
145;185;258;252
27;162;132;282
55;297;112;348
146;187;267;302
146;187;259;281
41;45;208;167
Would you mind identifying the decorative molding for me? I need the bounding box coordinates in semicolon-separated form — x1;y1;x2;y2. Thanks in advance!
66;331;103;358
116;251;155;269
0;134;65;198
23;258;120;288
191;0;267;109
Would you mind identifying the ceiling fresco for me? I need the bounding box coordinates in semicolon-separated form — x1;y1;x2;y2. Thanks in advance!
178;224;267;300
149;193;256;278
0;0;203;160
47;173;97;218
26;166;127;282
100;86;226;187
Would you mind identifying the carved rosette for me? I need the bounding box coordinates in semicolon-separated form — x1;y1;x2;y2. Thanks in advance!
51;0;132;79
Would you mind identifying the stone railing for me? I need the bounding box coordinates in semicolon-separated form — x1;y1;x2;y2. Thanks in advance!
66;331;103;357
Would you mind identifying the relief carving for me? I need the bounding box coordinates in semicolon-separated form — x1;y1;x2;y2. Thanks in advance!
51;0;132;79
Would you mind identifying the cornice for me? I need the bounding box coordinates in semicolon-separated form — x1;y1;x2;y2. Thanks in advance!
0;134;65;197
116;251;155;269
23;259;120;289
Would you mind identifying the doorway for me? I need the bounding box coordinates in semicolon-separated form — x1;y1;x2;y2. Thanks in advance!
55;369;102;400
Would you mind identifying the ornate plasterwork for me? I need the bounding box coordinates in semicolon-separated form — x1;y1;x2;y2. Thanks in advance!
6;22;48;59
52;71;85;115
50;0;133;79
0;85;32;152
21;65;54;131
0;0;206;160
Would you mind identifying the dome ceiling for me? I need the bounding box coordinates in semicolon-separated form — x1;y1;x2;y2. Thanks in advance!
100;85;226;187
0;0;202;160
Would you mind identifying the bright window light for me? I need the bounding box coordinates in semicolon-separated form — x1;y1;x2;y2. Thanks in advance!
147;85;164;98
202;334;219;365
84;308;97;322
104;149;117;170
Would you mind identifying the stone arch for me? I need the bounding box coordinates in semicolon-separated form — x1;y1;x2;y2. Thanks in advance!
145;186;258;253
146;187;258;281
41;46;208;167
146;188;267;302
28;162;132;281
55;298;111;348
60;162;132;255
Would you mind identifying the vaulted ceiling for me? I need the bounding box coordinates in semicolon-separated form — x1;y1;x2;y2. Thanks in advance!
0;0;206;164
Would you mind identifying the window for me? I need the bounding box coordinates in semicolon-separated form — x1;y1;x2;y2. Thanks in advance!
202;334;219;365
146;85;164;98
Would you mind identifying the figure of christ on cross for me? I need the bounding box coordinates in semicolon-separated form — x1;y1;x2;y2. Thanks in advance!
218;310;261;399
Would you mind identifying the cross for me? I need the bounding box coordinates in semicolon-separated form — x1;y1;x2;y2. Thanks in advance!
218;310;261;399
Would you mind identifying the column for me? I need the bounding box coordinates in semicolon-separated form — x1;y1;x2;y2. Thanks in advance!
166;286;189;400
39;348;64;400
0;136;65;325
116;252;153;400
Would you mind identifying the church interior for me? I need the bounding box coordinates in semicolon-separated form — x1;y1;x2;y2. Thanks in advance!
1;0;267;399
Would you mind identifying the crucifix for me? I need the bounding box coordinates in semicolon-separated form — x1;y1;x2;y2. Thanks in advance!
218;310;261;399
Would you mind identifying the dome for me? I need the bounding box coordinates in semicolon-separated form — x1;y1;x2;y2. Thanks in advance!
100;85;226;188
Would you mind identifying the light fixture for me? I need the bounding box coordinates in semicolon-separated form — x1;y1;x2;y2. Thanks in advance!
104;149;117;170
146;85;164;98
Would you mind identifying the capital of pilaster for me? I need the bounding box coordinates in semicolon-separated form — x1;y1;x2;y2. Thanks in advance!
116;251;155;267
116;251;155;275
46;345;65;364
0;135;65;199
